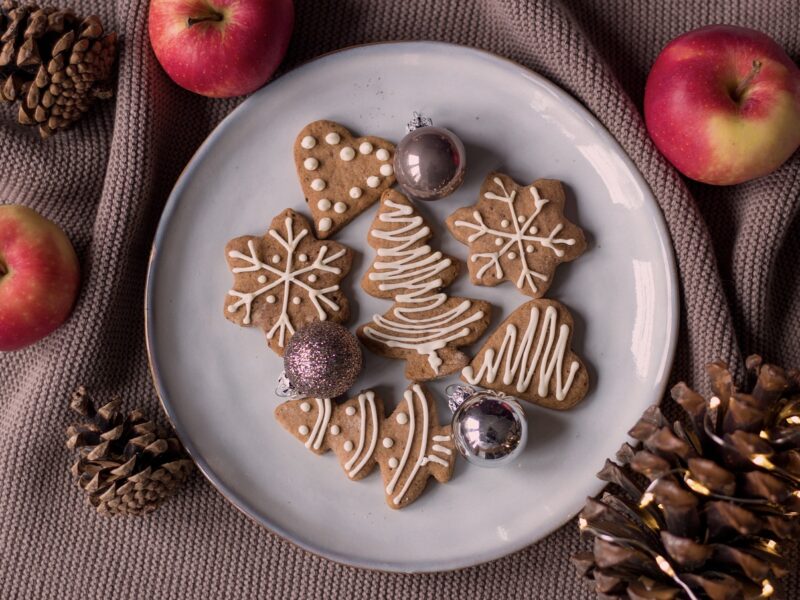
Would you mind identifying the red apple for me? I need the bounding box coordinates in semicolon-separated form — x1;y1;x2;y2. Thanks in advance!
148;0;294;98
644;25;800;185
0;205;80;351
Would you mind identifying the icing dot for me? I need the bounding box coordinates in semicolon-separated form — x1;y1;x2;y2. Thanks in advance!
298;425;309;436
330;425;340;435
345;406;356;416
317;198;332;211
311;178;326;191
528;225;538;235
318;217;332;232
266;295;276;304
272;255;280;264
507;252;517;260
366;176;380;188
501;219;510;228
343;440;354;452
526;245;534;253
300;135;316;149
376;148;390;161
303;157;319;171
227;305;236;313
334;202;347;214
382;437;394;449
349;187;362;199
388;457;399;469
380;164;393;177
340;147;355;161
359;141;373;155
396;413;408;425
517;215;526;223
308;274;318;283
300;402;311;412
325;132;340;144
292;297;301;305
299;254;308;262
494;238;503;246
257;275;267;284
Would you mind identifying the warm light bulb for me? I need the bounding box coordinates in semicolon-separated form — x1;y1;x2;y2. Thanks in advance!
762;579;774;597
639;492;655;508
766;540;777;551
709;396;721;409
655;555;676;577
578;517;588;530
752;454;776;469
684;476;711;496
787;416;800;425
759;430;770;440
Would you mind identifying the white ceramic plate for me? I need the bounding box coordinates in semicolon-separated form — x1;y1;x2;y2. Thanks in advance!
146;42;678;573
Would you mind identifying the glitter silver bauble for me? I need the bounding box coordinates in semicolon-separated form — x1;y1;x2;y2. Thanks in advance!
448;386;527;467
283;322;363;398
394;120;466;201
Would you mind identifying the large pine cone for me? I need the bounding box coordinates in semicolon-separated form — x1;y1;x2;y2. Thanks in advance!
574;356;800;600
0;0;116;138
66;387;194;516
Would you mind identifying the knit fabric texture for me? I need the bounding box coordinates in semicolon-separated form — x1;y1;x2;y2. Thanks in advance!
1;0;799;597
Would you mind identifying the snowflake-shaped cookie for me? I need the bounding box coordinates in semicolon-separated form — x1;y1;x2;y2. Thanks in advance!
446;172;586;298
224;209;353;355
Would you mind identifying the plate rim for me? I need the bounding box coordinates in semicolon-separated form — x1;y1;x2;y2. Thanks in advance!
144;40;680;573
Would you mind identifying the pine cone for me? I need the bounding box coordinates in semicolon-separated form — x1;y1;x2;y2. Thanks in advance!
0;0;116;138
574;356;800;600
66;386;193;516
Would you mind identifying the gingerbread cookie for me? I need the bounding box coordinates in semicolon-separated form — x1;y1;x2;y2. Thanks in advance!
462;299;588;410
358;190;492;381
274;391;385;481
446;172;586;298
375;383;456;509
294;120;396;239
224;208;353;355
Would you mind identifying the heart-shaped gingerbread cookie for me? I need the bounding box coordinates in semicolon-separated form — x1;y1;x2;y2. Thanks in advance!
294;120;396;239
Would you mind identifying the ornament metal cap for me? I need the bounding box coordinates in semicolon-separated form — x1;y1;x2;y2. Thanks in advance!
446;384;528;468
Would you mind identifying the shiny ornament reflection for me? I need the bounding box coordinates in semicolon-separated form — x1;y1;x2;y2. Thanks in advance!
394;126;466;201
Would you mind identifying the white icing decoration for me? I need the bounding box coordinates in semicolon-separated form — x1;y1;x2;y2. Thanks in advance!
396;412;408;425
376;148;390;161
226;217;346;346
311;178;326;191
257;275;267;284
345;406;356;416
300;402;311;412
349;187;362;199
361;199;486;374
325;132;340;144
272;255;280;264
318;217;332;232
330;424;340;435
340;147;355;161
298;425;309;435
308;274;317;283
454;179;577;295
301;135;316;149
227;305;236;313
305;398;332;450
343;440;354;452
382;437;394;449
494;238;503;246
317;199;331;211
526;245;534;253
266;295;276;304
292;297;301;305
304;157;319;171
421;455;449;467
334;202;347;214
432;444;452;455
507;252;516;260
501;219;510;228
462;304;580;401
380;164;393;177
366;176;380;188
388;457;399;469
359;141;373;154
344;392;379;478
432;435;450;442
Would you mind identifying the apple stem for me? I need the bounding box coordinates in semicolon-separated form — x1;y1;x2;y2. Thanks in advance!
187;12;223;27
0;262;5;277
733;59;762;101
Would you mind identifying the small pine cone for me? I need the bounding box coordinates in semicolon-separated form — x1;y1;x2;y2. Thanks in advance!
574;356;800;599
66;386;194;516
0;1;116;138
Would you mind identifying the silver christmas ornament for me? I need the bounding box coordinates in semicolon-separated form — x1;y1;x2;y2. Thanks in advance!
280;321;363;399
394;113;466;201
447;385;528;467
